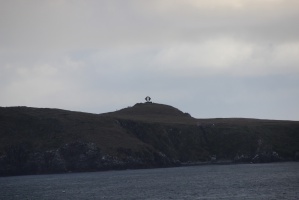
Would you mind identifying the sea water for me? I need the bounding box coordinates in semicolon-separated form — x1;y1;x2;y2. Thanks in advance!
0;162;298;200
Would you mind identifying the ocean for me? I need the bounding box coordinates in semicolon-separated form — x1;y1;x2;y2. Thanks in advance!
1;162;298;200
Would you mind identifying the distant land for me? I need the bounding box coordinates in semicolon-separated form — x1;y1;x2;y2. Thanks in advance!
1;102;299;176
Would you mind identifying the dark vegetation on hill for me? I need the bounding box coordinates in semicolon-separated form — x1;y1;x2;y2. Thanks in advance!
1;103;299;176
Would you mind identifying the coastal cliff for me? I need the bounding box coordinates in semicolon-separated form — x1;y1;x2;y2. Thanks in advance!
1;103;299;176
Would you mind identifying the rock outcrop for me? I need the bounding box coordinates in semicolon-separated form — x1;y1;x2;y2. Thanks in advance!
0;141;178;176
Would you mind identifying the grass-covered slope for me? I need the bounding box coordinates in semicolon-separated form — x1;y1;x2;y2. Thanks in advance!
0;106;144;153
1;103;299;176
104;102;195;124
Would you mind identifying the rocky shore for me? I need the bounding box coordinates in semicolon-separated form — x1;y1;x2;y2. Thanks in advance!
0;141;179;176
1;140;296;176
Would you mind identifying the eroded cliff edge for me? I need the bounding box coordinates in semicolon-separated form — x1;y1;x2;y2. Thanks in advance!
1;103;299;176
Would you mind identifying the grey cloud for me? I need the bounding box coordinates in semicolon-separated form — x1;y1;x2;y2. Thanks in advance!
2;0;298;51
0;0;299;120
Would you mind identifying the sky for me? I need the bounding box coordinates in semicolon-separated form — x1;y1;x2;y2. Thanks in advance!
1;0;299;120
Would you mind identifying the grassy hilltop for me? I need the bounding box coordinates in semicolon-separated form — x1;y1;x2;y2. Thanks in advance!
1;103;299;176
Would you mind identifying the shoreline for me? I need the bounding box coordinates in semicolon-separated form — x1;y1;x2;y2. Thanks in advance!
1;160;297;177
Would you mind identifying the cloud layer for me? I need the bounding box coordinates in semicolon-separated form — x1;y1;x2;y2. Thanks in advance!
1;0;299;120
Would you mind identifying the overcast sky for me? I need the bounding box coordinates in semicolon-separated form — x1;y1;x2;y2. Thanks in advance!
1;0;299;120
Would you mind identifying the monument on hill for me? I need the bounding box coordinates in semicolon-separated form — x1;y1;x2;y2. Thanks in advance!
145;96;152;103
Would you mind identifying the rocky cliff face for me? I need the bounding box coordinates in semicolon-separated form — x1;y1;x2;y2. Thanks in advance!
0;141;176;176
117;119;293;164
1;103;299;176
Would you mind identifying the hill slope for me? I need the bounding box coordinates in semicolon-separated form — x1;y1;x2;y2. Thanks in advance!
105;103;195;123
1;103;299;176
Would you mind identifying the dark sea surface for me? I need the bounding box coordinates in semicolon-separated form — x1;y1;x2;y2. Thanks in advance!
1;162;298;200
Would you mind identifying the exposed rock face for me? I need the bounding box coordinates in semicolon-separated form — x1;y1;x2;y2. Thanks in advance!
234;139;281;163
59;141;101;171
251;151;281;163
0;141;177;176
234;154;251;163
